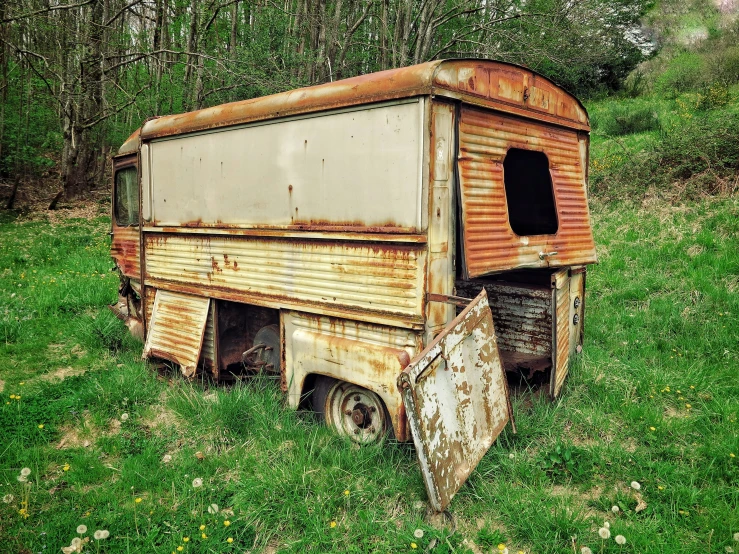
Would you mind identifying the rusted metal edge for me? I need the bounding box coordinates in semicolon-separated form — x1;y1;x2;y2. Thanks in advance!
121;59;588;151
142;226;428;243
145;279;426;331
426;293;472;307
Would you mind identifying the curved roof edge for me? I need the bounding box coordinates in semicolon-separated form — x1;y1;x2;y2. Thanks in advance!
118;59;588;154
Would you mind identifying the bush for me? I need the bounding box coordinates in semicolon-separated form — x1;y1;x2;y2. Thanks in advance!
655;51;707;95
592;103;660;136
590;110;739;201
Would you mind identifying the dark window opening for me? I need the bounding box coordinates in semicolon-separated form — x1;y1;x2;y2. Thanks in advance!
503;148;558;236
114;167;139;226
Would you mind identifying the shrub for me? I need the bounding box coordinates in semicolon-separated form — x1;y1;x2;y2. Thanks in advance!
592;103;660;136
655;51;706;94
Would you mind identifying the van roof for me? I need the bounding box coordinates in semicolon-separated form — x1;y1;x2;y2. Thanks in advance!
118;59;588;155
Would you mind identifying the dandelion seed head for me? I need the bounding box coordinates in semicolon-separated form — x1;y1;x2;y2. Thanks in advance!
509;453;515;459
120;413;129;421
17;475;27;483
604;521;610;529
598;527;611;540
162;454;173;463
615;535;626;545
94;530;104;540
611;505;619;513
581;548;593;554
192;478;203;488
100;530;110;539
71;537;82;548
414;529;424;539
726;546;734;553
77;524;88;534
20;468;31;477
734;532;739;542
630;481;641;490
207;503;219;514
3;494;14;503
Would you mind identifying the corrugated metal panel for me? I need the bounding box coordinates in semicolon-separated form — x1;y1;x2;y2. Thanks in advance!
200;302;218;376
458;106;597;278
486;284;552;356
552;270;570;397
144;286;156;329
144;234;426;324
399;289;511;512
111;226;140;278
144;290;210;378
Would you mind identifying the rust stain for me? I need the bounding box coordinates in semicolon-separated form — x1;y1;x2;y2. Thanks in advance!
111;225;141;278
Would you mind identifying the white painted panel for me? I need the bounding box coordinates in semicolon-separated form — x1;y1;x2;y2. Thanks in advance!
149;100;423;230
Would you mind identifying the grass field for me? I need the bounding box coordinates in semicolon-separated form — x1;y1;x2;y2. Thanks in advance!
1;192;738;553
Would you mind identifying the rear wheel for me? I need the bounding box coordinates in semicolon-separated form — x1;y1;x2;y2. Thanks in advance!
312;376;388;444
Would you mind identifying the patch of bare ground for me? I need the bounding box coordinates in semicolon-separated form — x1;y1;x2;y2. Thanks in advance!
0;379;4;393
56;414;96;449
550;485;604;519
140;391;182;436
40;366;87;383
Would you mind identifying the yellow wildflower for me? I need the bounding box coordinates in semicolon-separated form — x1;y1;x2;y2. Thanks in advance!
177;547;183;552
199;524;206;531
135;497;142;503
498;544;507;551
223;520;230;527
685;404;692;409
649;426;656;431
63;464;70;471
201;533;207;539
183;537;189;543
330;521;337;528
730;453;736;458
411;543;418;550
38;424;44;429
344;490;350;496
227;537;233;543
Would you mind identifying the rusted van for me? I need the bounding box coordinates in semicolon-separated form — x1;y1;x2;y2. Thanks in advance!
110;59;596;511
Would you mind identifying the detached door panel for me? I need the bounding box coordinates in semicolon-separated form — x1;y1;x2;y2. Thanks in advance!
398;289;510;512
457;106;597;278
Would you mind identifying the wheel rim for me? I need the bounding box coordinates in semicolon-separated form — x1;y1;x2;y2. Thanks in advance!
324;381;387;444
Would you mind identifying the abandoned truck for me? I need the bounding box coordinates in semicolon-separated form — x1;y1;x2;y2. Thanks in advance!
110;59;596;511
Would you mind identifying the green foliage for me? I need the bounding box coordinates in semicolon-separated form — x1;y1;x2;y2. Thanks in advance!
655;51;706;95
591;103;660;135
537;442;593;482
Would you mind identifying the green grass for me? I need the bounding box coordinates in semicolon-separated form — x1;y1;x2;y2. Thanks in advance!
1;195;738;553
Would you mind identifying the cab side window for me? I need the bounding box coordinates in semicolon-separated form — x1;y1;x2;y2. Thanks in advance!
503;148;558;236
115;167;139;226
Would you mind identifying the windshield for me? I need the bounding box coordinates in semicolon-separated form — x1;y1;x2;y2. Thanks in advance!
114;167;139;226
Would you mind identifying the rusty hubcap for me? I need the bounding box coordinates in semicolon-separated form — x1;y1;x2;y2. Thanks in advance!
324;382;387;444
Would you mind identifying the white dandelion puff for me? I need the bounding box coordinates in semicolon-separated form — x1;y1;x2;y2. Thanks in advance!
414;529;424;539
192;478;203;488
94;530;104;540
615;535;626;545
120;413;129;422
100;530;110;539
208;503;219;514
630;481;641;490
611;505;620;513
581;548;593;554
162;454;172;463
734;532;739;542
508;453;515;459
70;537;82;548
598;527;611;540
2;494;14;503
604;521;610;529
77;524;87;535
20;468;31;477
17;475;27;483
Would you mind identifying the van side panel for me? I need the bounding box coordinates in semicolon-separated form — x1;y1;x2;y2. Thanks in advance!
147;100;424;232
144;233;427;327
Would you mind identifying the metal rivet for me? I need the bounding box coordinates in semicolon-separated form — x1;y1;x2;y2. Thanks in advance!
354;395;360;402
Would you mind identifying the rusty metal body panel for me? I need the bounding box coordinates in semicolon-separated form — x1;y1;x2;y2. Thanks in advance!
144;290;211;377
111;225;141;278
457;106;596;278
284;310;421;441
143;233;427;328
399;289;510;512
